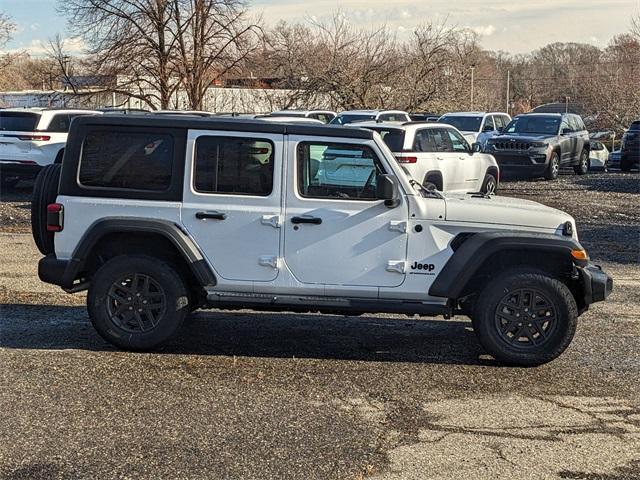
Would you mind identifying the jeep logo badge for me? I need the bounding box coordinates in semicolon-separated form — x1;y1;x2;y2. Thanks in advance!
410;262;435;271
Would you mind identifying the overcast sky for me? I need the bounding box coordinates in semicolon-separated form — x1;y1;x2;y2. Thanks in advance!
1;0;639;55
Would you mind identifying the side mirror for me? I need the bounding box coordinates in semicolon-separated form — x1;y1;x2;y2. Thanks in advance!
561;127;572;135
471;142;482;153
376;174;400;208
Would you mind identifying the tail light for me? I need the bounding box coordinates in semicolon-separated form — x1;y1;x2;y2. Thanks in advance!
18;135;51;141
395;155;418;164
46;203;64;232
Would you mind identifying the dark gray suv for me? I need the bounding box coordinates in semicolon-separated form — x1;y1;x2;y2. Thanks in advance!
486;113;590;180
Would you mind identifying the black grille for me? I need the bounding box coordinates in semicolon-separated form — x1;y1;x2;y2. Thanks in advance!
492;141;534;151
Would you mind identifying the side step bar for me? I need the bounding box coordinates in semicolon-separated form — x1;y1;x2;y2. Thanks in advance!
205;290;451;317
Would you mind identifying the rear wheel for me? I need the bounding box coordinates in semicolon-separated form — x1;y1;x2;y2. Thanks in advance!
88;255;190;350
471;270;578;366
31;164;61;255
544;152;560;180
573;150;589;175
481;174;498;194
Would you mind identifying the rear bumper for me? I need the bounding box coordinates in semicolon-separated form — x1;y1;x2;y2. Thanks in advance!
578;263;613;306
0;161;43;179
38;254;84;292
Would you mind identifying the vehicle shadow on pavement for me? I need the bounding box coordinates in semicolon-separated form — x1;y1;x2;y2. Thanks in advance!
0;303;490;365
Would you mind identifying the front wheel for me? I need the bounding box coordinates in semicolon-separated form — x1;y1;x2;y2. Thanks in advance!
471;271;578;366
573;150;589;175
481;174;498;194
88;255;190;350
544;152;560;180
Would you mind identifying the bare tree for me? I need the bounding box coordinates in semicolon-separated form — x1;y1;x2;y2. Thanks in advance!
62;0;181;109
172;0;261;110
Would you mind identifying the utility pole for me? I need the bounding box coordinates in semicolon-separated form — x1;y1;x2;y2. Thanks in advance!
470;65;476;110
506;70;511;115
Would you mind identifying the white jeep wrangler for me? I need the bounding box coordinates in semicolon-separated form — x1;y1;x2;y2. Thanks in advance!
33;115;613;366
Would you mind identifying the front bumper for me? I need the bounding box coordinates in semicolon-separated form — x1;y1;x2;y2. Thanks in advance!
490;151;549;176
578;263;613;306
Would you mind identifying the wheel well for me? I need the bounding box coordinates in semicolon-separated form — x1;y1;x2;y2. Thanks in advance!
83;232;205;305
458;249;582;309
486;166;498;179
54;149;64;163
423;171;443;190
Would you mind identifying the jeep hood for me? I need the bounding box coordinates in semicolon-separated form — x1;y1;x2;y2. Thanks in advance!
444;194;574;231
490;133;552;142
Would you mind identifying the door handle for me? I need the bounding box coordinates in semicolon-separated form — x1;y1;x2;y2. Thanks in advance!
196;211;227;220
291;215;322;225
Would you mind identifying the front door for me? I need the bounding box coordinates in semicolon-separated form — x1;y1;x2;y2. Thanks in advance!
181;130;284;282
283;137;409;288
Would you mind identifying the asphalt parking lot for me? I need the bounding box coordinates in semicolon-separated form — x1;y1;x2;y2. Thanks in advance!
0;172;639;480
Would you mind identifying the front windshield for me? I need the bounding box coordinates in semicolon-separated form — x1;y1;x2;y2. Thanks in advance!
439;116;482;132
504;116;560;135
330;114;375;125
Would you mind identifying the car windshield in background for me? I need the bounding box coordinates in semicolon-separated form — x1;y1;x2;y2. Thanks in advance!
269;112;306;118
439;116;482;132
0;112;40;131
504;116;560;135
330;114;375;125
370;128;406;151
629;121;640;131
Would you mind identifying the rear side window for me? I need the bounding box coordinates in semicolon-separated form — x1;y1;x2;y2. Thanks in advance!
79;131;174;191
414;128;453;152
0;112;40;131
46;114;72;133
372;128;405;151
194;136;274;196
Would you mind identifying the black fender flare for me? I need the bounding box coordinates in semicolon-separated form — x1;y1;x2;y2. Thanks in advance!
54;217;216;289
429;231;583;299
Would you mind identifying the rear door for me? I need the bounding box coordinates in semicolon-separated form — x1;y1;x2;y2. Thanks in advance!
181;130;284;282
419;127;461;191
558;116;575;164
283;136;408;288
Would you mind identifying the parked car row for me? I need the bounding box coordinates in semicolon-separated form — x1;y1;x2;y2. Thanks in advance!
1;106;637;194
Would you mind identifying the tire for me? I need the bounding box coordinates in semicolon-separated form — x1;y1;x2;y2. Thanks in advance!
544;152;560;180
481;174;497;194
88;255;190;350
620;156;633;172
31;164;61;255
471;270;578;367
573;150;589;175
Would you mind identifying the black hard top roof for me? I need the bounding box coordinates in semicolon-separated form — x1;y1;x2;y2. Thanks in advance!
73;114;374;140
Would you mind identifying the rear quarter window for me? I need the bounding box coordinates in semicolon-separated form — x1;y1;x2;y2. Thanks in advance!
79;130;174;191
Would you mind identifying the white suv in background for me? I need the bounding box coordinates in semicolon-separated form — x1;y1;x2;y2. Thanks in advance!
350;121;500;194
330;110;411;125
0;108;100;187
266;110;337;124
438;112;511;148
